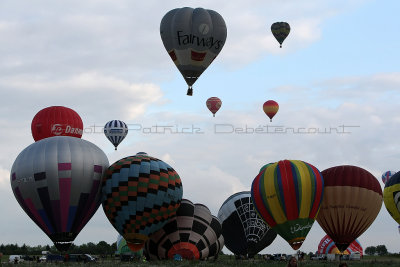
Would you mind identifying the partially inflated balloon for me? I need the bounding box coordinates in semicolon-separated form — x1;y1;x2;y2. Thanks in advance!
102;153;183;250
31;106;83;141
117;235;143;258
317;235;363;256
317;165;382;252
104;120;128;150
160;7;227;96
263;100;279;122
218;191;277;257
271;22;290;48
383;172;400;225
206;97;222;117
251;160;324;250
145;199;224;260
10;136;109;251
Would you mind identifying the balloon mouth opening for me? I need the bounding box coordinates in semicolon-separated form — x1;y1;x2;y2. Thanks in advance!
289;238;305;250
335;243;351;253
127;241;145;252
168;242;199;260
53;241;73;252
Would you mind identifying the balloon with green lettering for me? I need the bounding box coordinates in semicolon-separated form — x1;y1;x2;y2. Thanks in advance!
251;160;324;250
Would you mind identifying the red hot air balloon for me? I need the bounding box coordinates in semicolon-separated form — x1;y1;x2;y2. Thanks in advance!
263;100;279;122
206;97;222;117
31;106;83;142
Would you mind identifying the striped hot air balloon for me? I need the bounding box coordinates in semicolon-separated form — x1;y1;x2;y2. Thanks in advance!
263;100;279;122
145;199;224;260
101;152;183;251
317;235;363;256
10;136;109;251
206;97;222;117
251;160;324;250
104;120;128;150
382;170;396;185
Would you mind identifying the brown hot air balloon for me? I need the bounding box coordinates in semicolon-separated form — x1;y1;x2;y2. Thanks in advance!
316;165;382;252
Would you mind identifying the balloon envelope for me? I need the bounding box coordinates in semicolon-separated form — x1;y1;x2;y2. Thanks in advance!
145;199;223;260
101;153;183;250
160;7;227;95
383;172;400;225
10;136;109;251
263;100;279;122
251;160;324;250
317;235;363;256
382;170;396;185
206;97;222;117
271;22;290;48
317;165;382;252
218;191;277;257
104;120;128;150
31;106;83;141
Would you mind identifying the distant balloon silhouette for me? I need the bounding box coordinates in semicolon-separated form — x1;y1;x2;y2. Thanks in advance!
11;136;109;251
160;7;227;96
317;165;382;252
271;22;290;48
31;106;83;142
382;170;396;185
263;100;279;122
206;97;222;117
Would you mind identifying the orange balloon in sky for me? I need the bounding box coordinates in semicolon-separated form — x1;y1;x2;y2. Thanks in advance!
263;100;279;122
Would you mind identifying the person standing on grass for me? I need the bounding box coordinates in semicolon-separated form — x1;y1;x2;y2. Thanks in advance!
286;256;298;267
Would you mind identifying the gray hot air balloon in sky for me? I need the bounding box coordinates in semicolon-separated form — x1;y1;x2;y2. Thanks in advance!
104;120;128;150
160;7;227;96
10;136;109;251
218;191;277;258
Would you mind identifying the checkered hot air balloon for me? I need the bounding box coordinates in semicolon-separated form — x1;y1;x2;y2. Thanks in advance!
10;136;109;251
101;152;183;251
104;120;128;150
251;160;324;250
145;199;224;260
271;22;290;48
160;7;227;96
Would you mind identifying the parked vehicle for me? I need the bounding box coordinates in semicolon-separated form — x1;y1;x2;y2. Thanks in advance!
67;254;96;262
9;255;24;263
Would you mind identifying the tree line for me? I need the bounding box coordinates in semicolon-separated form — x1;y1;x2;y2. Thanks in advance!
0;241;117;256
365;245;388;255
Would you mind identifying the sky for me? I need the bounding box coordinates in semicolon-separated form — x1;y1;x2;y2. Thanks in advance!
0;0;400;255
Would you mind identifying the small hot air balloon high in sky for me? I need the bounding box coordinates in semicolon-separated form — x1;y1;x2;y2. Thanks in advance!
317;165;382;252
271;22;290;48
160;7;227;96
251;160;324;250
101;152;183;251
10;136;109;251
31;106;83;142
104;120;128;150
263;100;279;122
206;97;222;117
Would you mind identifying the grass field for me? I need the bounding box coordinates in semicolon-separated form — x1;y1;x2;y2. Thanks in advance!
1;255;400;266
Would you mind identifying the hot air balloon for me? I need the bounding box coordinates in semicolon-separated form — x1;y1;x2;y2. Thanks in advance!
10;136;109;251
31;106;83;142
317;235;363;256
117;235;143;260
271;22;290;48
251;160;324;250
101;152;183;251
218;191;277;258
160;7;227;96
317;165;382;252
382;170;396;185
206;97;222;117
104;120;128;150
383;172;400;225
145;199;224;260
263;100;279;122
